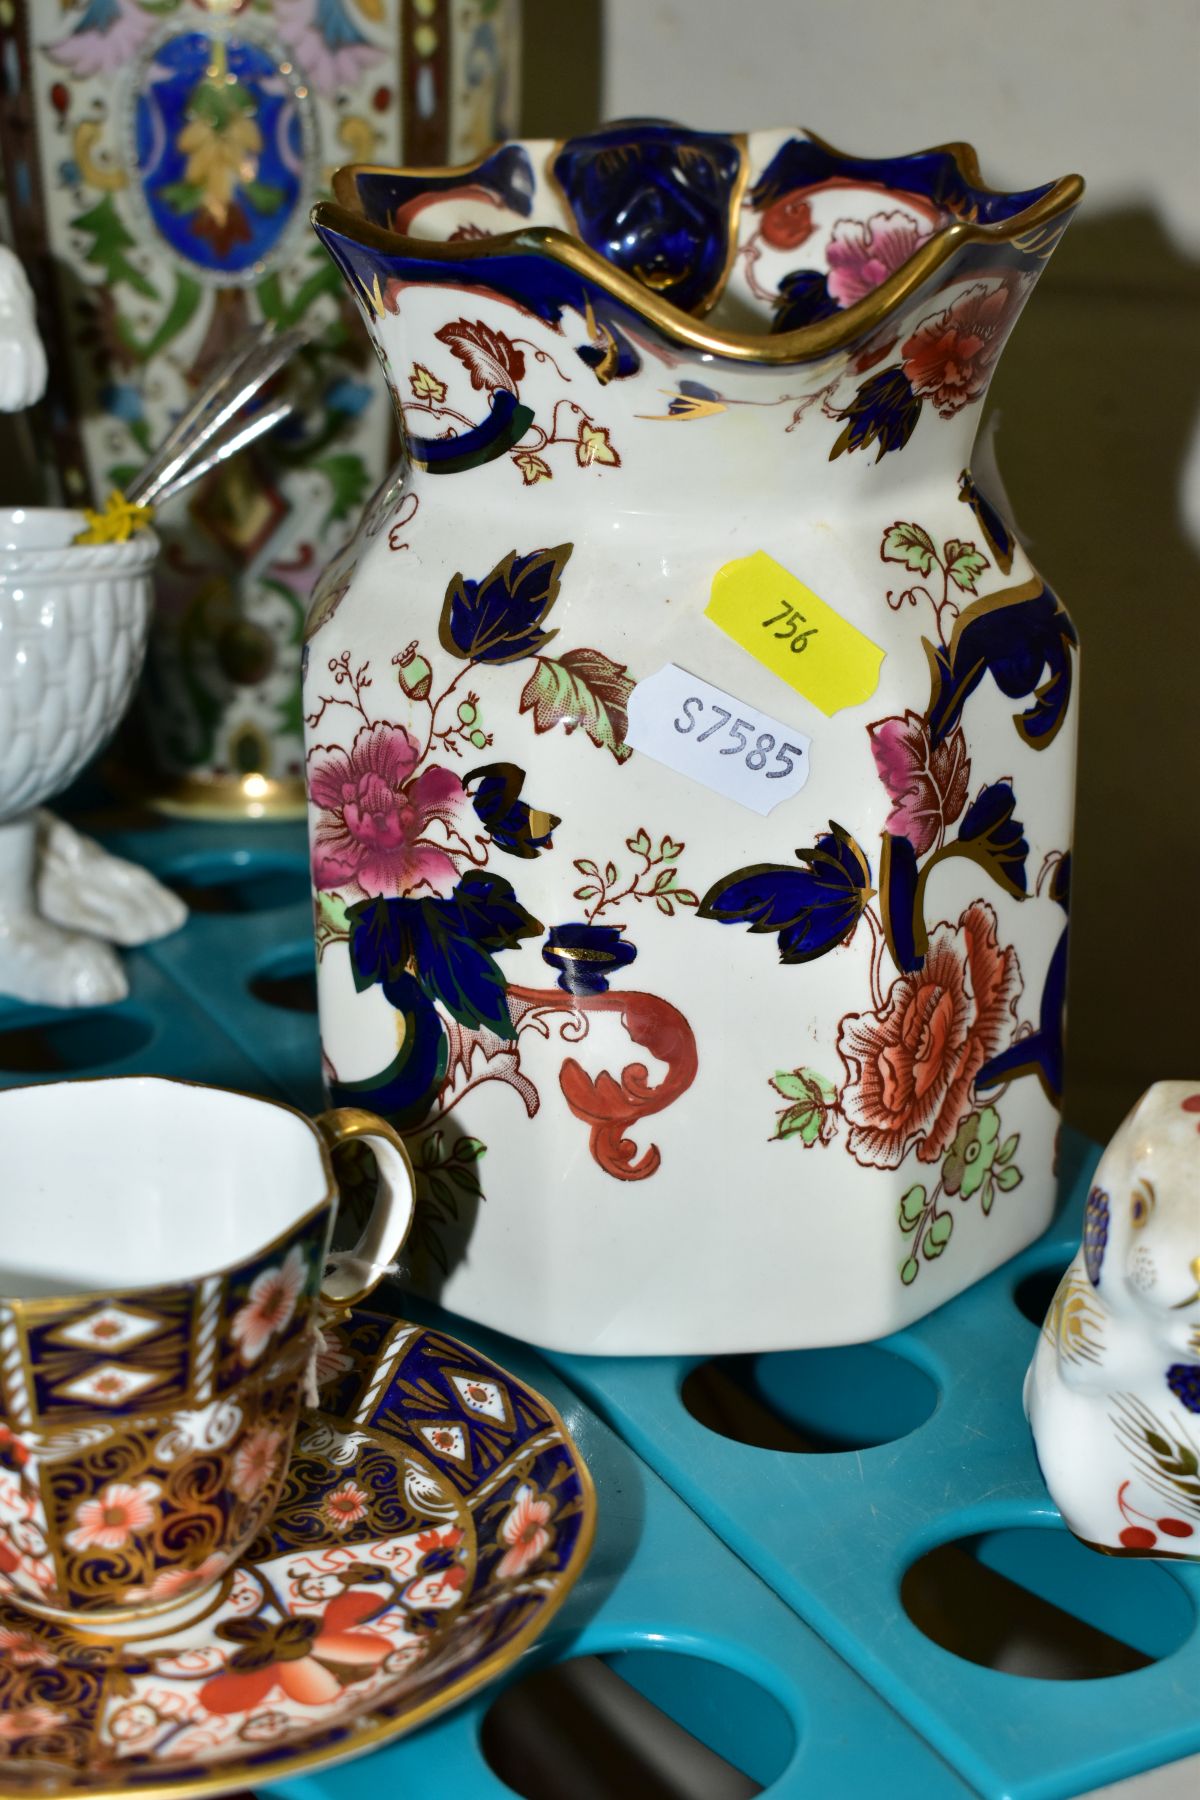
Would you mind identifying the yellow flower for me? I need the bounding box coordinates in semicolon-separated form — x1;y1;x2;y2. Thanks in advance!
576;423;620;468
514;451;552;486
74;491;155;545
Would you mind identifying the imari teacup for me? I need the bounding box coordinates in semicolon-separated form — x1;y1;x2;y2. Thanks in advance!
0;1076;415;1624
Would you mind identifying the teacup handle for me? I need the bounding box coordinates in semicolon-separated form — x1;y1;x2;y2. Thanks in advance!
314;1107;417;1306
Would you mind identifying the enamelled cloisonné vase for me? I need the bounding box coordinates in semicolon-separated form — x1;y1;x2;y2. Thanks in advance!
0;0;519;814
304;123;1084;1355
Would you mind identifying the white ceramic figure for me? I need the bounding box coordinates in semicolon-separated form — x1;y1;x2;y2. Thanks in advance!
1025;1082;1200;1558
0;244;47;412
0;508;184;1007
303;127;1085;1353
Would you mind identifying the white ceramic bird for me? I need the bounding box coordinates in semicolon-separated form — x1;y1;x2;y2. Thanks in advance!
1025;1081;1200;1557
0;246;47;413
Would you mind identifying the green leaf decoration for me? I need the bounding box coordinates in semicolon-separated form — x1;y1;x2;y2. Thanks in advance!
899;1183;926;1229
924;1211;954;1257
881;521;937;577
997;1134;1019;1164
770;1068;837;1146
660;836;684;862
71;194;159;300
519;646;635;763
627;829;652;857
994;1164;1023;1192
159;180;204;216
243;179;285;216
900;1256;920;1286
943;538;990;593
453;1137;487;1162
315;453;370;532
115;273;203;364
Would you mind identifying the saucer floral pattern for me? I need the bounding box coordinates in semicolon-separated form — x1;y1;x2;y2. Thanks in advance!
0;1312;594;1792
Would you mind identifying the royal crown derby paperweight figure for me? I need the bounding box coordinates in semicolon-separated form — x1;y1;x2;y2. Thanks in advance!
1025;1083;1200;1559
0;0;520;816
303;124;1083;1354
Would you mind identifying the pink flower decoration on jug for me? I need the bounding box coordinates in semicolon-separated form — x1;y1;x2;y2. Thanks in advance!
901;280;1021;416
308;722;472;899
66;1480;160;1554
826;210;934;307
232;1426;286;1501
495;1484;554;1580
230;1245;307;1363
868;712;969;857
838;901;1021;1169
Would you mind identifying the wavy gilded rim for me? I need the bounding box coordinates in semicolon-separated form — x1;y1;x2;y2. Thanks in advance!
317;130;1084;366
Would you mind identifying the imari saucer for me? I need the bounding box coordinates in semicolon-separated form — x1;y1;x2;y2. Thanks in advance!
0;1312;595;1796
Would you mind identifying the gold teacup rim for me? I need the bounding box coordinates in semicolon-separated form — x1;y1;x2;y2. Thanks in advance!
0;1074;337;1321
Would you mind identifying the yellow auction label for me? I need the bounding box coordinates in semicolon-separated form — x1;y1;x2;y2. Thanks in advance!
706;551;884;716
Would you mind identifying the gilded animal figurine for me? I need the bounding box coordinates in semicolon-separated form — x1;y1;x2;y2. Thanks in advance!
1025;1081;1200;1556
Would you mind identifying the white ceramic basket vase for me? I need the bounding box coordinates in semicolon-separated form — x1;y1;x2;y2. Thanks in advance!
0;509;158;1004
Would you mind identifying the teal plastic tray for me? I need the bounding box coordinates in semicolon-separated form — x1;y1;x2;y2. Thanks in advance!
1;808;1195;1800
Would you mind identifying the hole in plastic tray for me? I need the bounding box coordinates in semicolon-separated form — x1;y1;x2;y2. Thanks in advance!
683;1343;938;1453
901;1523;1195;1678
482;1651;794;1798
163;853;308;914
0;1011;154;1074
248;947;318;1014
1014;1258;1070;1328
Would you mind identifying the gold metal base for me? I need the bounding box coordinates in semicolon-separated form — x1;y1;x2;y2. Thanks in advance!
145;771;308;822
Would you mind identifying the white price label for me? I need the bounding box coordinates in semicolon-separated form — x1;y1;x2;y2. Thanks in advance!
626;663;812;816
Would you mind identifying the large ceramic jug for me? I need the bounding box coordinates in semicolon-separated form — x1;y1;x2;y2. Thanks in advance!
306;125;1083;1354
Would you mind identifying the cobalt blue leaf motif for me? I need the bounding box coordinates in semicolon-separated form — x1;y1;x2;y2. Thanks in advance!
699;824;874;964
465;763;559;859
924;576;1078;750
958;467;1015;574
347;873;543;1040
879;832;924;973
328;968;448;1130
955;781;1029;898
347;894;407;993
442;870;545;956
438;544;573;665
830;368;922;461
977;922;1067;1104
772;269;840;333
